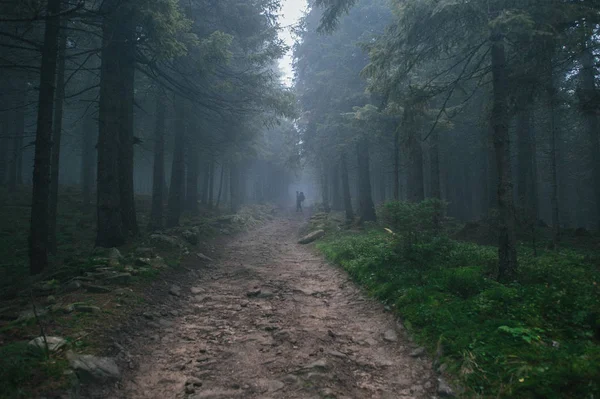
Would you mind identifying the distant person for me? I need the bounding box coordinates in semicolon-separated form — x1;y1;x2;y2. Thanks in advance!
297;191;305;212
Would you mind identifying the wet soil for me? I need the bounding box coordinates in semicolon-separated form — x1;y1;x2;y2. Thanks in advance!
92;214;435;399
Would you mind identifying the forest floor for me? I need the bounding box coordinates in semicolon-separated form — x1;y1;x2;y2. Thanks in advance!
88;213;437;399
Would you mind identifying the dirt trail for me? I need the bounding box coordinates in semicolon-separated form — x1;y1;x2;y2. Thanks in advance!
98;215;435;399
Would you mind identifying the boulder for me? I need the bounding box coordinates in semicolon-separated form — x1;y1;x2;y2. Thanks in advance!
108;248;124;261
196;253;214;262
182;230;199;245
29;336;67;352
151;234;184;249
134;247;154;257
437;377;455;397
169;285;182;297
298;230;325;244
63;280;82;293
383;329;398;342
83;285;112;294
104;273;132;285
74;304;101;313
67;351;120;382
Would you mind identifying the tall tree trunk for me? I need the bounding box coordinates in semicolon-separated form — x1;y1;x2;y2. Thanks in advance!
149;88;166;230
208;156;215;209
48;26;67;254
167;96;186;227
230;160;239;213
118;14;137;236
548;74;560;247
580;43;600;230
29;0;61;274
405;106;424;202
321;158;330;212
81;115;96;213
331;162;342;210
201;162;209;205
393;125;400;200
185;128;199;215
486;127;498;214
490;33;518;280
356;137;376;222
9;102;24;191
340;151;354;221
516;102;532;210
430;129;441;199
216;161;225;209
96;2;134;247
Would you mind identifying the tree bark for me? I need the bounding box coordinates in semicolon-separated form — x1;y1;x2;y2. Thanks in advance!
548;72;560;247
29;0;61;274
430;129;441;199
167;95;186;227
48;24;67;254
185;123;199;215
340;151;354;221
356;137;376;222
405;106;424;202
96;1;134;247
393;124;400;200
516;102;532;211
580;43;600;230
230;160;240;213
118;13;138;236
207;156;215;209
490;34;518;280
149;88;166;231
8;100;24;192
320;158;331;212
216;161;225;209
331;162;342;210
81;115;96;213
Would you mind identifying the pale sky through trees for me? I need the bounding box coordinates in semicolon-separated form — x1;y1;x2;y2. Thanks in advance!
279;0;307;86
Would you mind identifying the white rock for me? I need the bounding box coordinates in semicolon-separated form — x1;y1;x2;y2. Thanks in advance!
29;336;67;352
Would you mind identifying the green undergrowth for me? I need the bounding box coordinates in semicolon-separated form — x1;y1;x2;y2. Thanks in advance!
0;342;69;399
317;200;600;398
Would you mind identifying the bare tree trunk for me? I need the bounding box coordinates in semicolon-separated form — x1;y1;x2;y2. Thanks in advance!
118;15;138;236
320;158;330;212
149;88;166;230
405;107;424;202
207;156;215;209
8;101;24;192
230;160;240;213
548;77;560;247
185;125;199;215
167;96;186;227
48;25;67;254
340;152;354;221
490;34;518;280
356;137;376;222
516;102;532;210
430;129;441;199
200;161;209;206
331;162;342;210
580;43;600;230
216;161;225;209
81;115;96;213
96;2;134;247
393;125;400;200
29;0;61;274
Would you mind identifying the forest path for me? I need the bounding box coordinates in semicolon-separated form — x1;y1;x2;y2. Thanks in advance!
102;214;435;399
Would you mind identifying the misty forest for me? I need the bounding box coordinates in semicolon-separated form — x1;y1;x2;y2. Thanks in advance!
1;0;599;398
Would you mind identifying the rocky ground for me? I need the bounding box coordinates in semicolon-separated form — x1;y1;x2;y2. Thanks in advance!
84;214;441;399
